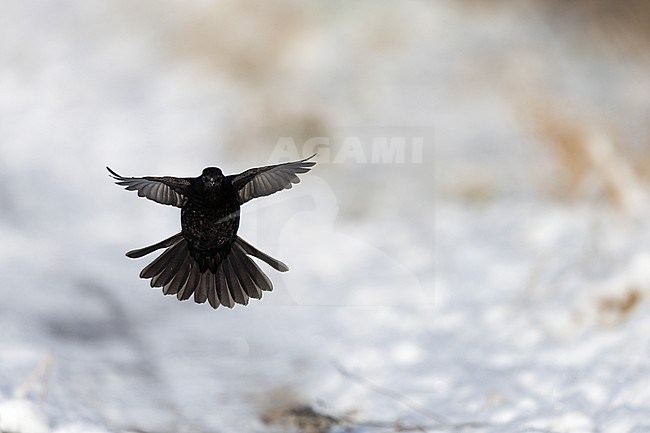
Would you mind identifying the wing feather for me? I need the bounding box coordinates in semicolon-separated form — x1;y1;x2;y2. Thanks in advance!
229;155;316;204
107;167;190;207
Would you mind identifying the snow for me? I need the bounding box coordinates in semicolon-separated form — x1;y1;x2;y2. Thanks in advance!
1;1;650;432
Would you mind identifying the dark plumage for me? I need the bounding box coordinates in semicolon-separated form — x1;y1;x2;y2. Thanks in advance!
108;155;315;309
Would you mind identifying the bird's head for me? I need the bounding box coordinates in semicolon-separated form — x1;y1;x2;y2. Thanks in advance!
200;167;224;190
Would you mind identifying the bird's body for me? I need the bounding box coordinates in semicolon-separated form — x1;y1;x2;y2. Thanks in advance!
108;156;315;309
181;171;241;272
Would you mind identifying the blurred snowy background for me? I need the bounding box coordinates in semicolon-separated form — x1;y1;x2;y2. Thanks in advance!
1;1;650;432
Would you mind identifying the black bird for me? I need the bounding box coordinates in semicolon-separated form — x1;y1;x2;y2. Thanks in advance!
108;155;315;309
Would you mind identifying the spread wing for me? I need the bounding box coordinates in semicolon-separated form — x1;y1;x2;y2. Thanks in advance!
107;167;190;207
229;155;316;204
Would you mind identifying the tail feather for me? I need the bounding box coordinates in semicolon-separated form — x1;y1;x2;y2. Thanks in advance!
127;233;184;259
204;271;216;304
221;258;247;306
206;272;220;309
143;240;186;281
231;242;264;298
151;242;187;287
140;237;183;279
193;270;210;304
216;265;236;308
126;235;288;309
236;237;289;272
234;241;273;292
239;262;263;299
140;247;174;279
179;261;201;301
164;252;192;295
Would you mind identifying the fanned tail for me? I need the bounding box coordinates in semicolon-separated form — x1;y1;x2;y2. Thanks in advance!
126;235;287;309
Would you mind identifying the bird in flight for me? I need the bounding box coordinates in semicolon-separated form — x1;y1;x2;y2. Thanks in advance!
108;155;315;309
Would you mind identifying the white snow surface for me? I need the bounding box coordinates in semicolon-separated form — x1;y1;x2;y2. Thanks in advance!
1;1;650;432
